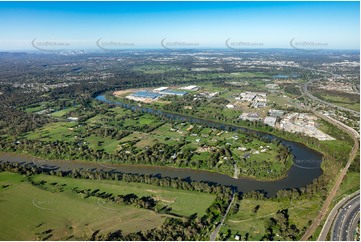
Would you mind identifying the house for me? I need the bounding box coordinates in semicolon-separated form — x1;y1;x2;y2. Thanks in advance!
67;117;79;122
187;125;194;131
226;104;235;109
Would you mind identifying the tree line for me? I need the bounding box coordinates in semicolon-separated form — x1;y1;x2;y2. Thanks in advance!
0;160;235;240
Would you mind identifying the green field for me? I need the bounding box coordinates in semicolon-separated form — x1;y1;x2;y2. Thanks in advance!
0;172;166;240
0;171;215;240
316;93;360;112
31;174;215;217
335;172;360;199
50;107;77;117
221;196;322;241
84;135;120;153
25;105;46;113
25;122;77;142
267;93;296;108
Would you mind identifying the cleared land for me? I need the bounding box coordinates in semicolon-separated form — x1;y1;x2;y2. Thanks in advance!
25;122;77;142
0;172;215;240
31;174;215;217
0;172;165;240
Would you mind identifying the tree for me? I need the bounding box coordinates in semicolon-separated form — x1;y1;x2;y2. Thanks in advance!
253;204;260;214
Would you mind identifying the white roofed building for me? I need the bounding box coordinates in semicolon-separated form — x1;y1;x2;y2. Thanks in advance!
264;116;277;127
181;85;200;91
154;87;169;92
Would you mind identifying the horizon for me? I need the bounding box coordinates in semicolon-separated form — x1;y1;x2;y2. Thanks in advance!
1;47;360;53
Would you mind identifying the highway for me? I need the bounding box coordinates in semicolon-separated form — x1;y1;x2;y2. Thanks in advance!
348;211;360;241
300;66;359;115
331;194;360;241
318;191;360;241
298;71;360;241
302;79;360;115
300;113;359;240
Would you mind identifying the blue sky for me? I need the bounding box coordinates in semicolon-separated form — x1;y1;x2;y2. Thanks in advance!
0;1;359;50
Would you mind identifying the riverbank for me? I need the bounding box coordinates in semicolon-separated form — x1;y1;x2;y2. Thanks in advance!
98;94;325;159
104;93;331;157
0;92;328;197
0;149;291;182
104;92;353;172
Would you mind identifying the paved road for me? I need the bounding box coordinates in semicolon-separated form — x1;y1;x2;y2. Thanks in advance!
318;191;360;241
298;72;360;241
300;66;359;115
210;193;236;241
302;79;360;115
300;121;359;240
347;211;360;241
331;194;360;241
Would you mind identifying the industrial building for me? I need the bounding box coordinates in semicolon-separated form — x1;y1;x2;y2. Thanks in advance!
239;112;261;122
251;101;267;108
264;116;277;127
240;92;267;102
180;85;200;91
268;109;285;117
278;112;335;140
159;89;187;96
154;87;169;92
132;91;161;99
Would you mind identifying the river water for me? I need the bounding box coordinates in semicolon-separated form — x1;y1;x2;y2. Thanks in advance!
0;95;323;197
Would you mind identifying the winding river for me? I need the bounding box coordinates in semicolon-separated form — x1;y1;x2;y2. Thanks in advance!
0;95;323;197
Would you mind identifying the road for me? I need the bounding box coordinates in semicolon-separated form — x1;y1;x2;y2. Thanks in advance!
315;112;360;139
299;74;360;241
347;211;360;241
331;194;360;241
210;193;236;241
318;191;360;241
302;79;360;115
300;119;359;240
